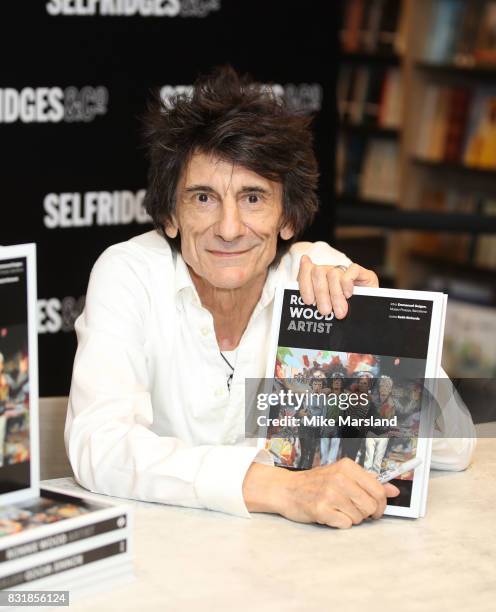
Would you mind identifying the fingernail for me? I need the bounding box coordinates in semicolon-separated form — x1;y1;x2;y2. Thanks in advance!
334;305;344;318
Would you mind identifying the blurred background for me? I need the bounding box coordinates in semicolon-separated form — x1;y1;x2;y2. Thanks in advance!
1;1;495;412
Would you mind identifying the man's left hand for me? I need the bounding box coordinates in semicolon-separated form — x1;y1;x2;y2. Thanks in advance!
297;256;379;319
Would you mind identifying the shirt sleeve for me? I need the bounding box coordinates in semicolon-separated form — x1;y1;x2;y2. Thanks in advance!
430;367;477;471
65;244;273;519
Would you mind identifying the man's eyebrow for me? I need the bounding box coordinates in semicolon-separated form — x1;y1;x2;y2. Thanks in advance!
183;184;218;194
182;184;272;195
238;185;272;195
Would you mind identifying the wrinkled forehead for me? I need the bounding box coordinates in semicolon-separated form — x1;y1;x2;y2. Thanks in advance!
179;150;282;197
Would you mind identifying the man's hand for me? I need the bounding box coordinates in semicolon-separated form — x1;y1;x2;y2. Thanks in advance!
243;458;400;528
297;256;379;319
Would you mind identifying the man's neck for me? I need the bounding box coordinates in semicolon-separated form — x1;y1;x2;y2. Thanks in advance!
189;268;267;351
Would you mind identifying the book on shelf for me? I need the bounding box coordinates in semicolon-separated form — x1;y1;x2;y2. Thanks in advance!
463;87;496;169
423;0;464;64
416;84;496;169
360;139;400;203
336;133;400;203
340;0;403;55
258;284;447;518
338;65;403;128
422;0;496;67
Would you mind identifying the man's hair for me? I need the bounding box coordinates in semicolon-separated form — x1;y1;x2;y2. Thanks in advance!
142;65;320;257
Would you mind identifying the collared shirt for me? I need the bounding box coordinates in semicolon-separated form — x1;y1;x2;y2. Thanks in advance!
65;230;476;518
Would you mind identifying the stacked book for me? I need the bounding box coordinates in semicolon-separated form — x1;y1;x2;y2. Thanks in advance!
0;486;133;600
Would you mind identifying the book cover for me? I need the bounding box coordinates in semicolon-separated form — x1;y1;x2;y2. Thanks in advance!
260;285;447;518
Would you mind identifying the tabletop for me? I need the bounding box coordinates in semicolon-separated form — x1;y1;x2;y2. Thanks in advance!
42;423;496;612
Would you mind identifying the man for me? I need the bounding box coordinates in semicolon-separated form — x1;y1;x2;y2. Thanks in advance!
364;376;399;474
65;66;475;529
320;372;346;465
297;368;328;469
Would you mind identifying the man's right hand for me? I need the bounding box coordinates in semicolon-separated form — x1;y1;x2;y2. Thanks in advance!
243;458;400;528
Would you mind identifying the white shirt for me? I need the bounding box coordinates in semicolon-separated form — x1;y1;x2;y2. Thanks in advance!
65;230;476;517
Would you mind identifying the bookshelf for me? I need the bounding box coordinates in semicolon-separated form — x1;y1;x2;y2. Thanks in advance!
336;0;496;287
335;0;496;379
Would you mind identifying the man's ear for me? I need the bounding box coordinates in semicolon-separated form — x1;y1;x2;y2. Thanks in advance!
279;223;295;241
164;217;179;239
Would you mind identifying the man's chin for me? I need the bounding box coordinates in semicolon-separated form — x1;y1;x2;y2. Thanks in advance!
204;268;251;290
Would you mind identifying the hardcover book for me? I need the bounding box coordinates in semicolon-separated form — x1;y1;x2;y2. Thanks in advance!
260;285;447;518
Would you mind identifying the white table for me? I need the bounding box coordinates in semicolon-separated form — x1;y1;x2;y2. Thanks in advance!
42;424;496;612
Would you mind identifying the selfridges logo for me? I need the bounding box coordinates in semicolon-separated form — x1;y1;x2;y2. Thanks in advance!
0;86;108;124
160;82;323;114
46;0;221;17
38;296;85;334
43;189;151;229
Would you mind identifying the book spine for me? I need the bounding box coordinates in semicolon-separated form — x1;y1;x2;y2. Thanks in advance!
0;513;127;564
0;539;127;590
443;88;471;163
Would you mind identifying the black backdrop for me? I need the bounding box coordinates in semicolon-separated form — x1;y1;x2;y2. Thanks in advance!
1;1;339;396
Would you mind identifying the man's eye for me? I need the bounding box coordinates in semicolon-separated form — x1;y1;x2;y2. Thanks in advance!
247;194;259;204
197;193;210;203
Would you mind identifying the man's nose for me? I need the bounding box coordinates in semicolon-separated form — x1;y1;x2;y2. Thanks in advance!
215;198;245;242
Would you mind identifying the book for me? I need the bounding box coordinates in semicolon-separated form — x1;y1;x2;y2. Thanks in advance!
360;139;400;203
0;244;39;506
0;488;131;565
260;285;447;518
474;1;496;64
443;87;471;163
341;0;365;53
454;1;483;66
0;486;133;598
424;0;464;63
463;87;496;169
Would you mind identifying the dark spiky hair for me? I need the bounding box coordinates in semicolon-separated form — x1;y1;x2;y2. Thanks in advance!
142;65;319;257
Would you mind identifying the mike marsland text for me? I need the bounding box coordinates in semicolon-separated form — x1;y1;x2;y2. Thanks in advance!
256;415;398;428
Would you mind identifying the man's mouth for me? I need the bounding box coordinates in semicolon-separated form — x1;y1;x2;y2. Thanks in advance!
207;247;254;257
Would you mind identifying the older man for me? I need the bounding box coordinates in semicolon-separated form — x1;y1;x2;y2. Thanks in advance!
65;66;475;529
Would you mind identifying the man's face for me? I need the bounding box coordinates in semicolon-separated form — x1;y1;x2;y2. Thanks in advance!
312;379;323;393
358;377;370;393
166;151;293;290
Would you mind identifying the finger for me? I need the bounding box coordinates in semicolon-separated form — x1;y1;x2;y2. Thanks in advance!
339;459;389;514
339;478;379;519
297;255;315;305
327;267;348;319
343;263;379;288
318;510;353;529
327;488;365;525
311;266;332;315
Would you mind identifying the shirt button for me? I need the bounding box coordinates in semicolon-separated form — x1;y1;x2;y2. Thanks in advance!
201;327;210;336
